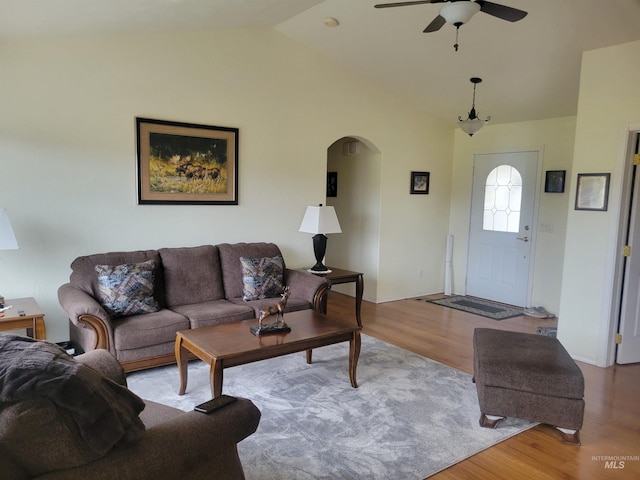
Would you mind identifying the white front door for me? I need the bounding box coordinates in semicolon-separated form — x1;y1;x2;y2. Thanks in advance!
466;151;539;307
617;139;640;364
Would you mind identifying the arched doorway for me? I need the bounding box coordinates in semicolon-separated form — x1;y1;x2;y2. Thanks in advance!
325;136;382;302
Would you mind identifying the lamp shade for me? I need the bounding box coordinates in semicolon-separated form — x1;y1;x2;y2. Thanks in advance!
299;205;342;235
0;209;18;250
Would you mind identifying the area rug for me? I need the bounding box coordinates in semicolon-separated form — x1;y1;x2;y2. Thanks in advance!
427;295;523;320
127;335;534;479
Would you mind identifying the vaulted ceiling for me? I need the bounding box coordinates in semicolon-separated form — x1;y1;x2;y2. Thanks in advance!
3;0;640;126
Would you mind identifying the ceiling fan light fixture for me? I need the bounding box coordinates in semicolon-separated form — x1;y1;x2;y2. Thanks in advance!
458;77;490;136
440;2;481;26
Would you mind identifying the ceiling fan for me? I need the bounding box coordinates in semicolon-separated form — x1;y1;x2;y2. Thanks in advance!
374;0;527;51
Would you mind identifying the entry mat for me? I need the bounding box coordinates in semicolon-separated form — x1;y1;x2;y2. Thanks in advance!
427;295;524;320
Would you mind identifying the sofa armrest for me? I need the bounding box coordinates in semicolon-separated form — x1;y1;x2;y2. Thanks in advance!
38;398;261;480
284;269;330;313
76;349;127;387
58;283;115;352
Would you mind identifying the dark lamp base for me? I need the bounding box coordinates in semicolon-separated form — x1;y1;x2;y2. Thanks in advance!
309;234;331;275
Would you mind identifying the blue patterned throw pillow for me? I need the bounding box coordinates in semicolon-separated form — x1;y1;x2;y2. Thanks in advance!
95;260;160;318
240;255;285;301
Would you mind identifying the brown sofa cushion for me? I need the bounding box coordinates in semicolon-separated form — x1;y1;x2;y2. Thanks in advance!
0;335;146;476
112;309;190;351
218;243;284;300
171;300;255;329
158;245;225;306
228;296;311;316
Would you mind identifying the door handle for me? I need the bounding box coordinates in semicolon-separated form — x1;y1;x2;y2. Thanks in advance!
516;236;529;242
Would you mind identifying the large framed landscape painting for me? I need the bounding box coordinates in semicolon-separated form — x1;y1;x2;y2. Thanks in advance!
136;118;238;205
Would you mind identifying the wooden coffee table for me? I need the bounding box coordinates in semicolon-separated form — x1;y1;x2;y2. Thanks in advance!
175;309;361;398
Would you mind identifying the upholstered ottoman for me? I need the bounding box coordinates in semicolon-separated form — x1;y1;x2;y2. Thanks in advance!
473;328;585;445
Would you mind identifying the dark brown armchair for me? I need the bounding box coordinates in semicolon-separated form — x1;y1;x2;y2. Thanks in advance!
0;341;261;480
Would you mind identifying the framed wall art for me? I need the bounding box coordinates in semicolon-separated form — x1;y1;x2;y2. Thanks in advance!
575;173;610;211
327;171;338;197
544;170;566;193
136;117;238;205
410;171;430;194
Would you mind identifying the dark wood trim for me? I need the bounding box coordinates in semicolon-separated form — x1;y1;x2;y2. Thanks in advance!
121;351;199;373
77;314;110;350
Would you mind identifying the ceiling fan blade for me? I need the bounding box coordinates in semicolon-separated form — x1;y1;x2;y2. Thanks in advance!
477;1;527;22
423;15;446;32
374;1;445;8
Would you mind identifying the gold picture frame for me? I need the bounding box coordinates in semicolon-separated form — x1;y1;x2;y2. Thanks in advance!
136;117;238;205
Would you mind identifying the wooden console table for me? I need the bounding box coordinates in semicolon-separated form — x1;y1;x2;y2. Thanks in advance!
0;297;46;339
312;267;363;328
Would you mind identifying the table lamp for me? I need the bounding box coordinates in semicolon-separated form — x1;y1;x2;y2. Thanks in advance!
0;209;19;305
299;204;342;274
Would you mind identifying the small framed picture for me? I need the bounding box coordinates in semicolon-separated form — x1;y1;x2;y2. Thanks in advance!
544;170;566;193
327;172;338;197
575;173;610;211
410;171;430;195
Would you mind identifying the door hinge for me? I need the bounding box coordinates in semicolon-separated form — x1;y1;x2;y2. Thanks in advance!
623;245;631;257
634;153;640;165
615;333;623;344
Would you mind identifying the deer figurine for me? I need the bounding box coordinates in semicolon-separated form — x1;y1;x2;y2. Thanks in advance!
257;287;291;332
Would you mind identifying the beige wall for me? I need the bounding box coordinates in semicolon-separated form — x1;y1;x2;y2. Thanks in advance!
0;28;453;342
449;116;577;314
558;40;640;366
5;27;633;361
377;113;454;302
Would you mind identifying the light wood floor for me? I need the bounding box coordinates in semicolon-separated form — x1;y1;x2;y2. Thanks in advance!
326;291;640;480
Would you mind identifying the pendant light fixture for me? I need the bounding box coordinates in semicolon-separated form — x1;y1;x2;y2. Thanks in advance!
458;77;490;136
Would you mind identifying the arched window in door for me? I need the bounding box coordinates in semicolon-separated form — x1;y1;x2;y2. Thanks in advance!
483;165;522;232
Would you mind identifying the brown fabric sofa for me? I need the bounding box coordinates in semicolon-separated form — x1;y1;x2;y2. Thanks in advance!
58;242;329;372
0;342;261;480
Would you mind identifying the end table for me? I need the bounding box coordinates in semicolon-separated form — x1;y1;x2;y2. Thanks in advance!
0;297;46;340
311;267;363;328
